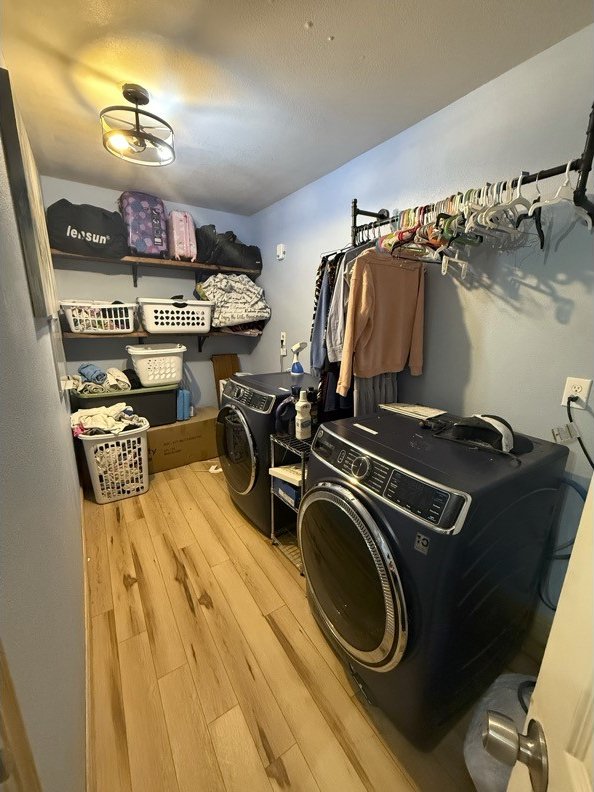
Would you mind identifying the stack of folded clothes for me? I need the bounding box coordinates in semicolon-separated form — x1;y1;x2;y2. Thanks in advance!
67;363;135;394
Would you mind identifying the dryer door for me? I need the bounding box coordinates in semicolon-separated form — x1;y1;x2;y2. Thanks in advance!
216;405;257;495
298;483;408;672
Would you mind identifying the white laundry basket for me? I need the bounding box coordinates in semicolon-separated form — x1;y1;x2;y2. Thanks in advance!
137;297;214;333
79;420;150;504
126;343;186;387
61;300;137;333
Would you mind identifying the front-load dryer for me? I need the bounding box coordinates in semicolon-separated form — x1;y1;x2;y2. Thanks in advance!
298;411;567;746
217;372;317;534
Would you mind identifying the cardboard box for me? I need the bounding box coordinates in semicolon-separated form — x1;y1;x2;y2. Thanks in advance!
147;407;218;473
272;477;301;510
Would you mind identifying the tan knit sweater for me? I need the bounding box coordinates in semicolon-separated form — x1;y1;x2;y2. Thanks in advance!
336;249;425;396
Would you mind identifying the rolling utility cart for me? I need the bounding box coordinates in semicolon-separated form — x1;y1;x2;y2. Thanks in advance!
269;433;313;571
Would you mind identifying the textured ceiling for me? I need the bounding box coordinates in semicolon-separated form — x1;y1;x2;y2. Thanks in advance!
2;1;592;214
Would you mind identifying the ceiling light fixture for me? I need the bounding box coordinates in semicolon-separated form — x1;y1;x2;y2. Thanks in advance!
99;83;175;166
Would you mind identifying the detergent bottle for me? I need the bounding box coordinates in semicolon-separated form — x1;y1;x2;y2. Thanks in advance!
295;389;312;440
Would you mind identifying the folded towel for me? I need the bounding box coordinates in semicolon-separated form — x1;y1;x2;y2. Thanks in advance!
78;362;107;384
105;368;131;391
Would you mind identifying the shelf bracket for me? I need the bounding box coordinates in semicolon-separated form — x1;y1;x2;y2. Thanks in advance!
197;336;206;353
132;264;138;288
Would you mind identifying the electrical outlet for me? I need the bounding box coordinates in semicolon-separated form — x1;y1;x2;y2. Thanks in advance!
561;377;592;409
280;331;287;357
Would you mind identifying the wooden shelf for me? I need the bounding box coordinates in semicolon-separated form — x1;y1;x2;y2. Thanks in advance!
51;249;260;281
62;329;262;351
62;331;149;339
62;330;261;340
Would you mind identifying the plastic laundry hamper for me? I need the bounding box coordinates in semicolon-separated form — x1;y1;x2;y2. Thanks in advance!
126;343;186;387
61;300;137;333
137;297;214;333
79;420;150;504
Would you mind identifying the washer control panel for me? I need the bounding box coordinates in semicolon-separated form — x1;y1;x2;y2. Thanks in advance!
224;381;273;413
313;429;466;531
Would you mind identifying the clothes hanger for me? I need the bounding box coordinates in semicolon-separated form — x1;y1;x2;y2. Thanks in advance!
441;249;469;279
528;161;573;214
527;161;592;230
515;172;545;248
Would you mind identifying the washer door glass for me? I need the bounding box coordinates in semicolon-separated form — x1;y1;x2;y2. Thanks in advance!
216;405;256;495
299;484;407;670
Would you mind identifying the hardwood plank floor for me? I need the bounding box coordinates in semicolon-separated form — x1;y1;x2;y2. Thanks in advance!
159;664;226;792
83;500;113;617
86;461;477;792
209;705;276;792
89;611;132;792
126;518;186;678
118;631;178;792
152;531;238;723
104;503;146;643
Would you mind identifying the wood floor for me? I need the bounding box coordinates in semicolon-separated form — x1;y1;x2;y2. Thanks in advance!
84;461;538;792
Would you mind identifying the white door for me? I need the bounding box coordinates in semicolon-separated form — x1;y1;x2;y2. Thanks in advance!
504;476;593;792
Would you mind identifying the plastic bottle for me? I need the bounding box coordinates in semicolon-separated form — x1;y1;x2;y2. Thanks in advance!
295;389;312;440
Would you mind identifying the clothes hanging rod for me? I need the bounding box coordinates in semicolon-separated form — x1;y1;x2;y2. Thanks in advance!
351;100;594;246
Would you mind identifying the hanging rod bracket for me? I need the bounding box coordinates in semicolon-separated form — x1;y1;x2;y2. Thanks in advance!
574;101;594;221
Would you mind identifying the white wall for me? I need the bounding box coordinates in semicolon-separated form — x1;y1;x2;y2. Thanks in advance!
42;176;263;407
248;27;594;609
0;141;85;787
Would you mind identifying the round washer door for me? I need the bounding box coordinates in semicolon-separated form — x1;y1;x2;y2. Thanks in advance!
216;405;257;495
298;483;408;672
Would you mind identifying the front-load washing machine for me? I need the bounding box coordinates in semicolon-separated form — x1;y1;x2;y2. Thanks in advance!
298;411;567;745
217;372;318;534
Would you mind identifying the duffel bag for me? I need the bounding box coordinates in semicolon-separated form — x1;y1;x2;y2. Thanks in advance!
195;224;219;263
196;224;262;273
214;235;262;273
46;199;128;258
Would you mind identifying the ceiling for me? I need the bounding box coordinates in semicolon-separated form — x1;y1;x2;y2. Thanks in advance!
2;1;592;215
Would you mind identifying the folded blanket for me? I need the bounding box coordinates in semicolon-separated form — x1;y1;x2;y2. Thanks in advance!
197;273;271;328
105;368;131;391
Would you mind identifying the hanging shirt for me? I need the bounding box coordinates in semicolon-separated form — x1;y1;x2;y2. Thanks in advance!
310;267;331;377
336;249;425;397
309;256;328;341
326;241;374;363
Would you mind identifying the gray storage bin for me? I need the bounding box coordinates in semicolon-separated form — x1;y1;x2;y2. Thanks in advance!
69;385;177;427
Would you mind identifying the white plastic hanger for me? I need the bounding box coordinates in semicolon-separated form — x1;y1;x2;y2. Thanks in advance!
528;161;592;230
529;161;573;214
441;249;469;279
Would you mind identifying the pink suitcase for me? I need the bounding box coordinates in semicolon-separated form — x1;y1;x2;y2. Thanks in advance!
168;210;197;261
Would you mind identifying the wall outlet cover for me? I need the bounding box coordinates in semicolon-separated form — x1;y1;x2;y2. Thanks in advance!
561;377;592;409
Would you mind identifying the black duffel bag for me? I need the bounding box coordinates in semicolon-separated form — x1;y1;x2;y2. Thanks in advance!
46;199;128;259
196;224;262;274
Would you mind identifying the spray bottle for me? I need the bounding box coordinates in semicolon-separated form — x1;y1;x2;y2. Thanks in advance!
295;389;312;440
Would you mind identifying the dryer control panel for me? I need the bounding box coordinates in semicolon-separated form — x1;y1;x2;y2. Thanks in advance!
313;428;468;532
224;381;274;413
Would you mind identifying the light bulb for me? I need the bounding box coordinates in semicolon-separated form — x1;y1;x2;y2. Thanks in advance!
109;133;130;151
